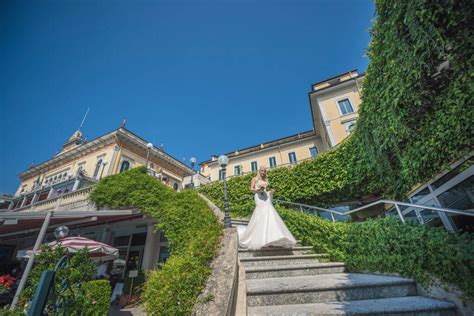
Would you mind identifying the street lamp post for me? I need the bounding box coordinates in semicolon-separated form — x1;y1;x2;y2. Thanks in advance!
99;160;108;179
218;155;232;228
190;157;196;189
145;143;153;171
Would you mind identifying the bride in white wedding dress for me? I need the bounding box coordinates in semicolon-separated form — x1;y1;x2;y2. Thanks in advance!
237;166;296;250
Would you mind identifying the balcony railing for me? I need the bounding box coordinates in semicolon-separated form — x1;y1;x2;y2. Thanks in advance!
13;187;94;213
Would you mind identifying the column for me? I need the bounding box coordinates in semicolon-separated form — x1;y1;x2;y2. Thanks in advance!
108;146;120;176
19;195;27;207
46;186;55;199
141;223;157;270
100;227;112;244
72;176;81;191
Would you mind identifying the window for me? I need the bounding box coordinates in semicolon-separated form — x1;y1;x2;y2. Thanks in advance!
288;152;297;164
251;161;258;172
234;165;241;176
269;157;277;168
309;147;319;158
93;159;103;178
337;98;354;115
219;169;225;180
120;160;130;173
173;183;179;191
159;246;169;263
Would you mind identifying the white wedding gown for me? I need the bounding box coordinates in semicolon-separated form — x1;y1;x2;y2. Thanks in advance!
237;191;296;250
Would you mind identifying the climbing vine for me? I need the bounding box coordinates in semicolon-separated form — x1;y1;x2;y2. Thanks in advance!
276;207;474;299
90;167;222;315
199;0;474;213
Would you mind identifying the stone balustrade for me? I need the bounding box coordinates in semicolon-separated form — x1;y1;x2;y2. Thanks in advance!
15;187;94;212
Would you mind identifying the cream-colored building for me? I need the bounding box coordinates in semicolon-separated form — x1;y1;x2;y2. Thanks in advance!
200;69;365;182
309;69;364;150
12;127;194;204
200;130;322;182
0;127;194;281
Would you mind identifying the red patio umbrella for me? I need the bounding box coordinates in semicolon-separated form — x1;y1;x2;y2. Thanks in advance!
18;237;119;262
48;237;119;262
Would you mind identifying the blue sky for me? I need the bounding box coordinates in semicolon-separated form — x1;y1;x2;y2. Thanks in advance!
0;0;374;193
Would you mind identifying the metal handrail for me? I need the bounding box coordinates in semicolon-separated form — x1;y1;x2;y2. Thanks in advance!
227;193;474;225
275;198;474;223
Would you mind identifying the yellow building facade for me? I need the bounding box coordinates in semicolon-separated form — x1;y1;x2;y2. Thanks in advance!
200;130;323;182
10;127;194;210
200;69;364;182
309;69;364;150
1;127;195;278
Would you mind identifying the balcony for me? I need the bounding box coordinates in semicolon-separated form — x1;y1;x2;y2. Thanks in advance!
11;186;95;213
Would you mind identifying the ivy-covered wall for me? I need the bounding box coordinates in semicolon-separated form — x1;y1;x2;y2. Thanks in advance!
277;207;474;299
89;167;222;315
198;0;473;214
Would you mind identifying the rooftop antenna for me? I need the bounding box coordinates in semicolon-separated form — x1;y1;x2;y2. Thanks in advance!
78;107;90;132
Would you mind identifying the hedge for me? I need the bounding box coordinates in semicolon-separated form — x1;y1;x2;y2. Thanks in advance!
89;167;222;315
277;207;348;262
19;246;97;314
198;0;474;214
276;207;474;299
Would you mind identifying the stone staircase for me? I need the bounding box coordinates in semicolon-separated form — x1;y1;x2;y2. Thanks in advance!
232;219;457;315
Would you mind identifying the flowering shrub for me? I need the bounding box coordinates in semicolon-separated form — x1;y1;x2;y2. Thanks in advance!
0;274;15;294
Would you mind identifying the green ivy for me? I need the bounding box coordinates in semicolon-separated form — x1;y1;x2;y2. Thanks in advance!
276;207;349;262
275;208;474;299
89;167;222;315
344;217;474;299
198;0;473;213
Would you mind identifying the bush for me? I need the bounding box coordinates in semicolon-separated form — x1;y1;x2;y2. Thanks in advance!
198;0;473;214
19;246;97;313
90;167;222;315
274;209;474;299
276;207;348;261
81;280;111;316
345;217;474;299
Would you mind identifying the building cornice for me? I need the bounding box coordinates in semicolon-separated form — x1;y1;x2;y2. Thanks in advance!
18;130;119;180
309;75;364;98
200;130;317;166
310;69;358;89
18;128;194;180
116;128;194;176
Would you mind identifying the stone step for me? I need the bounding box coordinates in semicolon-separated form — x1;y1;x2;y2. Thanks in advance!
238;246;314;258
246;273;417;307
245;262;346;279
240;254;325;268
248;296;457;315
231;218;249;224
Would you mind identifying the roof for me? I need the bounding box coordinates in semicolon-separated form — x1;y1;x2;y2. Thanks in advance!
310;69;358;88
18;127;194;180
200;130;316;165
309;72;365;96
